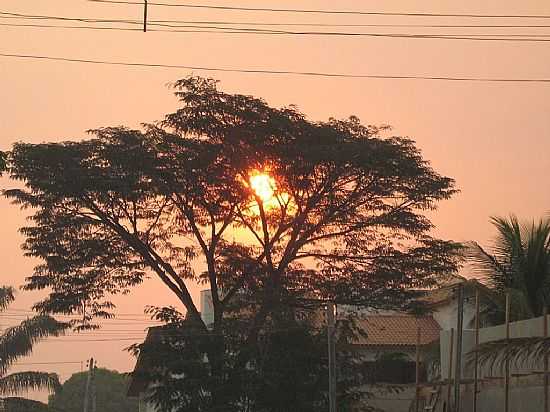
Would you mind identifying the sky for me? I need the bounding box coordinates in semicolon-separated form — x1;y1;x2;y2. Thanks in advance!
1;0;550;402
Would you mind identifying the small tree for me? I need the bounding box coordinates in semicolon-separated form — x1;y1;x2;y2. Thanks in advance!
0;286;67;397
49;368;138;412
4;77;461;410
4;397;50;412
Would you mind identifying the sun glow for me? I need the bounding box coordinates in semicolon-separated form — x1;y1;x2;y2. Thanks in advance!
249;173;276;203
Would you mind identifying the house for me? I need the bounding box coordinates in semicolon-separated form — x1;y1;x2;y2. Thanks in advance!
127;327;167;412
344;277;499;412
341;276;498;332
422;275;497;330
348;315;441;381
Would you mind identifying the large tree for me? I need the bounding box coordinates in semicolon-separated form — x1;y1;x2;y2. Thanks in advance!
0;287;67;398
3;77;460;411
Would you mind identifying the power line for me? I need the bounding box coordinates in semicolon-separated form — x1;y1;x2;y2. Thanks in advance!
5;12;550;42
4;21;550;42
14;361;83;365
4;312;153;319
41;337;165;342
1;52;550;83
55;330;151;334
87;0;550;19
0;11;138;23
6;11;550;28
6;308;155;317
5;22;550;42
0;22;249;34
1;319;162;327
3;311;162;320
2;314;162;322
125;20;550;28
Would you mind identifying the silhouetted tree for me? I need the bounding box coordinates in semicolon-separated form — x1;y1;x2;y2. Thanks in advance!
4;77;461;411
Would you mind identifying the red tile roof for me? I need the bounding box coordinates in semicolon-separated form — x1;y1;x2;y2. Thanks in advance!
352;315;441;346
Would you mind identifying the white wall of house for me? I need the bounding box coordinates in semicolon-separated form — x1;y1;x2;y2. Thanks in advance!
431;298;477;330
440;315;550;379
460;383;547;412
200;289;214;326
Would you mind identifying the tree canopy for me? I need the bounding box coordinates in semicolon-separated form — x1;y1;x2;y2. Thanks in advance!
4;76;461;411
48;368;137;412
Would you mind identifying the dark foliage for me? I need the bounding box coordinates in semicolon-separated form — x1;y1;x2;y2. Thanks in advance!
48;368;137;412
129;310;381;412
4;397;51;412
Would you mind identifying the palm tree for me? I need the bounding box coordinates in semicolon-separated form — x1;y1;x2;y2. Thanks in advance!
0;286;69;396
470;335;550;372
467;215;550;320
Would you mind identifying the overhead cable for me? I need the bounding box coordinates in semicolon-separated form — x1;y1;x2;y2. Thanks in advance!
86;0;550;19
1;52;550;83
3;21;550;42
6;11;550;28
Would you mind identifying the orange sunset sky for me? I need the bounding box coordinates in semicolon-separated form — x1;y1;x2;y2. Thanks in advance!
1;0;550;401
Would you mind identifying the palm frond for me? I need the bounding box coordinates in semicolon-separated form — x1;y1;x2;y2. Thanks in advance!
464;242;508;289
0;287;15;311
0;315;69;374
490;215;524;265
523;218;550;310
507;288;535;320
467;215;550;318
0;371;61;395
467;336;550;372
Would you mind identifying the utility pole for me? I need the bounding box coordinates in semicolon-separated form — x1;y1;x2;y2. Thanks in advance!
504;293;510;412
91;362;97;412
472;288;480;412
327;302;337;412
544;306;548;412
143;0;148;32
415;325;421;412
83;358;94;412
446;328;454;410
453;284;464;412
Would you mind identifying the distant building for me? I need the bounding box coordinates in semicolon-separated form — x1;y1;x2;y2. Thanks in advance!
200;289;214;326
126;326;167;412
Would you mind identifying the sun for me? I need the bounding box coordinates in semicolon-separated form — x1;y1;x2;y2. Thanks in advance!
249;173;275;202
